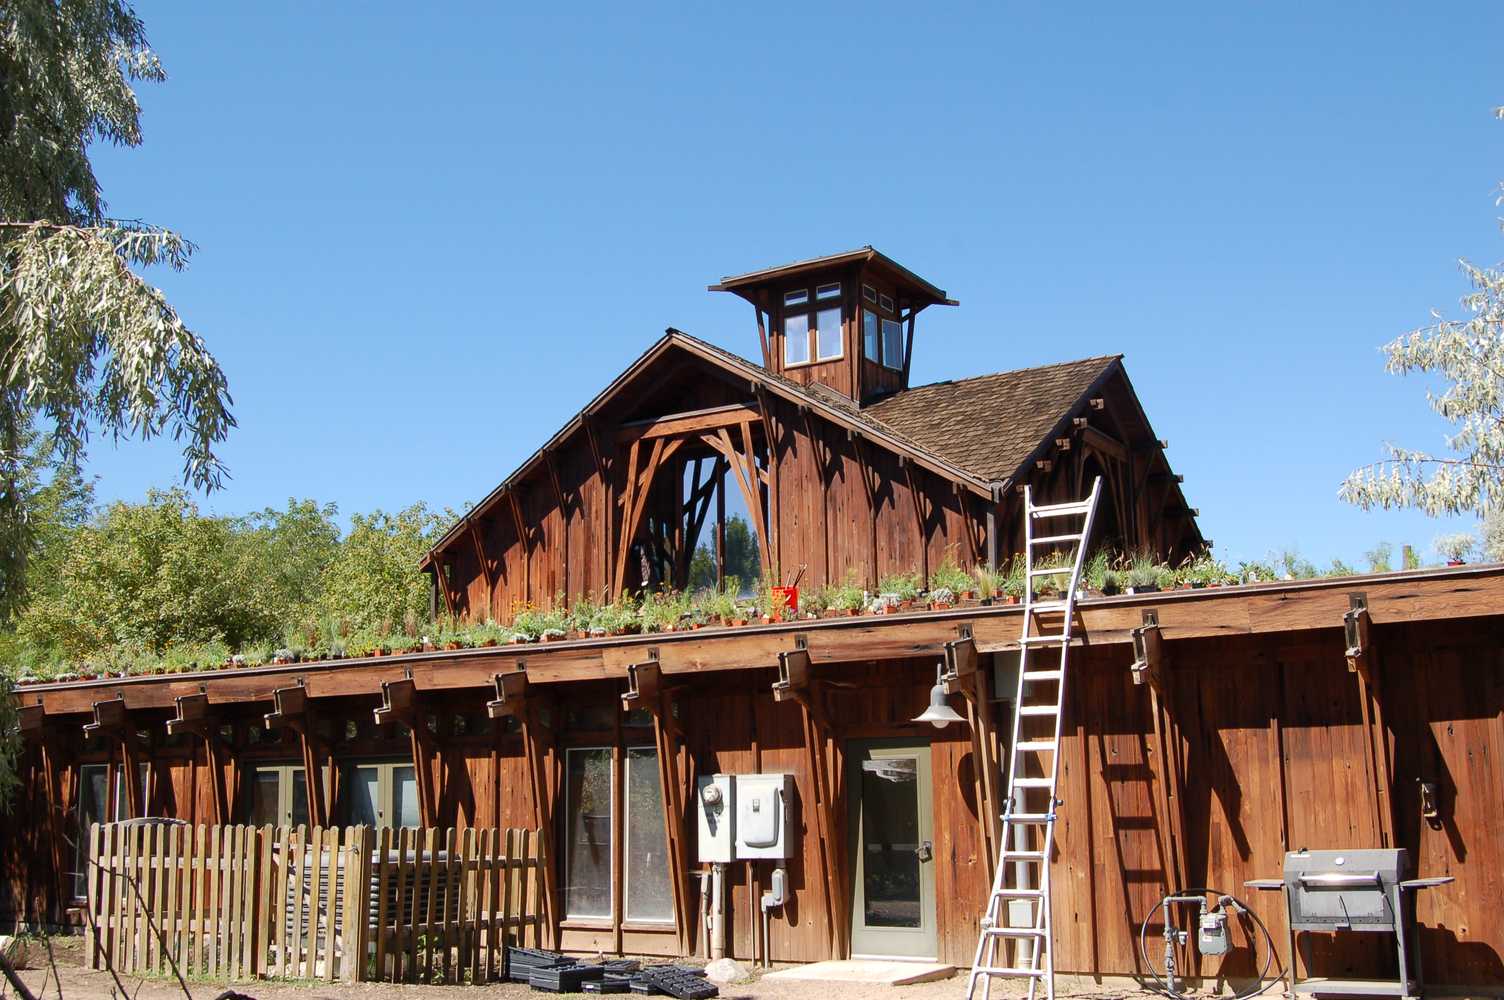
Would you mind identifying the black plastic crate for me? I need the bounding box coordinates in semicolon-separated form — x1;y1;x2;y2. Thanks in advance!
529;964;605;993
639;966;719;1000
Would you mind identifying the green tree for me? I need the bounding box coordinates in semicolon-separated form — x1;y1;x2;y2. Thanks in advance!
687;514;761;592
1341;106;1504;518
317;503;449;633
0;1;234;612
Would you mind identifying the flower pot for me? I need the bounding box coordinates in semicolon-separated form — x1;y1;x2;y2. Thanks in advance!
930;601;953;611
1126;585;1159;595
1447;559;1465;566
961;590;977;600
1003;595;1019;605
444;641;462;651
482;638;499;647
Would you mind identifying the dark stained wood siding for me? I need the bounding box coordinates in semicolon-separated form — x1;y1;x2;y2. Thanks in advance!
9;615;1502;984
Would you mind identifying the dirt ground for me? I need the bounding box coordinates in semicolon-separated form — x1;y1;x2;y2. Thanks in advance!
8;936;1139;1000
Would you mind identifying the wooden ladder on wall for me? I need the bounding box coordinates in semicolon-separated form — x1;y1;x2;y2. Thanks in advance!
966;477;1101;1000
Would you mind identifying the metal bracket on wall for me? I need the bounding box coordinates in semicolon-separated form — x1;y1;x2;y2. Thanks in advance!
1130;610;1163;687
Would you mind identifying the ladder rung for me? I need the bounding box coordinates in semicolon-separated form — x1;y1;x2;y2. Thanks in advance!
1028;566;1073;577
1022;670;1063;682
1003;813;1055;824
1018;705;1058;716
977;966;1046;978
1028;600;1070;613
1029;534;1083;546
1030;499;1092;518
994;887;1045;898
1015;740;1058;752
984;926;1047;939
1001;850;1047;861
1019;634;1067;646
1012;777;1055;788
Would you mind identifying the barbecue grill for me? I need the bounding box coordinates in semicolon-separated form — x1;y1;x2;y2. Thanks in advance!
1246;849;1452;1000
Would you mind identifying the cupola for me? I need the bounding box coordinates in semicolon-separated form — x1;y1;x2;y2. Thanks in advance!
710;247;955;405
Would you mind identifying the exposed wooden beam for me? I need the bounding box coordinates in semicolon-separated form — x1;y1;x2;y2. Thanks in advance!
944;628;1002;882
467;519;494;623
618;403;761;443
486;668;559;946
83;696;143;819
1130;615;1189;894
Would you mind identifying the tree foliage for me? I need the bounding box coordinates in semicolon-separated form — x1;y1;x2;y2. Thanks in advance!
316;504;449;633
0;0;234;618
1340;106;1504;518
688;514;761;592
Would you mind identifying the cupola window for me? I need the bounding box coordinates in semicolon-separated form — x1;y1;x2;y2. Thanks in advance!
783;286;844;366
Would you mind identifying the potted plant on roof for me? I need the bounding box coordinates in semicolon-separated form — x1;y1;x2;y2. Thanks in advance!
1125;553;1163;595
930;554;975;604
1434;532;1475;567
884;571;923;611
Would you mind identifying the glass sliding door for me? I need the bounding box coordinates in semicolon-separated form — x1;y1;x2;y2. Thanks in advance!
624;747;673;923
344;760;420;830
562;747;613;920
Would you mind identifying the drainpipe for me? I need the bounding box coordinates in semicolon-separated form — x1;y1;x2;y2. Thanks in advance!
709;862;727;960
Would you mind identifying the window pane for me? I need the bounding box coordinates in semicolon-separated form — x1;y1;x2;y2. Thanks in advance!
784;313;810;365
816;282;841;301
392;766;420;829
882;319;904;370
250;771;281;827
625;748;673;922
860;756;921;928
349;767;381;828
783;288;808;307
815;306;842;360
113;763;146;820
864;310;880;362
290;769;309;828
564;748;613;919
879;294;894;313
863;284;877;303
75;765;108;897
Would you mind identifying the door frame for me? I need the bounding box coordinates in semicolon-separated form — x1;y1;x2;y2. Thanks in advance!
845;738;937;960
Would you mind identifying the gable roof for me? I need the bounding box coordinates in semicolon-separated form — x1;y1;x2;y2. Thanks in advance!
864;356;1122;482
423;331;1124;565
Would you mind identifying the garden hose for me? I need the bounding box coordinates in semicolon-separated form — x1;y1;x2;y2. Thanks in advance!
1138;888;1279;1000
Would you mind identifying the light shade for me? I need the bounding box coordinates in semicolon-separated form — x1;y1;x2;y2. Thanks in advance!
913;680;965;729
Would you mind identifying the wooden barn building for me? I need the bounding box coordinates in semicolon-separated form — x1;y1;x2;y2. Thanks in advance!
5;248;1503;992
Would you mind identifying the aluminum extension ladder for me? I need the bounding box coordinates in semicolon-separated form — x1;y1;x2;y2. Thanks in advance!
967;477;1102;1000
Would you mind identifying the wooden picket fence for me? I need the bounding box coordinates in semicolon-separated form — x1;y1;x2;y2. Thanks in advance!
85;822;546;983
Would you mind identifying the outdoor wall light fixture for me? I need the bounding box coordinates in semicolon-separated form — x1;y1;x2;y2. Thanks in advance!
913;662;965;728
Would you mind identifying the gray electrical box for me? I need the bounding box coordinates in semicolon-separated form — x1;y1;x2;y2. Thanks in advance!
696;774;735;863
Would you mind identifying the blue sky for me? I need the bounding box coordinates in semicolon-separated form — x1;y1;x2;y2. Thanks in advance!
85;2;1503;566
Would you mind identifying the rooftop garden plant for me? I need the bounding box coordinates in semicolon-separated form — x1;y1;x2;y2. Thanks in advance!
878;571;922;604
1434;532;1475;566
929;554;973;597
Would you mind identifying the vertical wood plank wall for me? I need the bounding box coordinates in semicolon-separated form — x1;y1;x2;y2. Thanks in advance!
6;617;1500;985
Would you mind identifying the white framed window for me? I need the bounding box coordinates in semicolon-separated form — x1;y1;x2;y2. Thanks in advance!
879;293;895;313
624;747;673;922
862;284;877;304
74;762;144;898
882;318;905;371
345;760;419;830
863;309;880;362
249;764;309;828
815;305;843;361
783;284;843;366
563;747;614;919
784;312;811;365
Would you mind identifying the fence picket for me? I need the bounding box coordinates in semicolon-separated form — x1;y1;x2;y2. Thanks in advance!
86;821;540;985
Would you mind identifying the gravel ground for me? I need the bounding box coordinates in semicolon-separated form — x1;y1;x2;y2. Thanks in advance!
9;936;1146;1000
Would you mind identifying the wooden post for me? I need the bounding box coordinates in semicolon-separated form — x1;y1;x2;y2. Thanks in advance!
1345;599;1397;847
944;628;1002;882
83;697;144;819
622;658;695;956
773;646;848;958
20;706;73;920
167;694;230;825
488;668;559;947
265;684;330;828
375;677;438;828
1130;616;1189;894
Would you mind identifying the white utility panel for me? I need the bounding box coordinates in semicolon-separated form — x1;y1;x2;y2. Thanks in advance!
696;773;735;863
734;773;793;860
